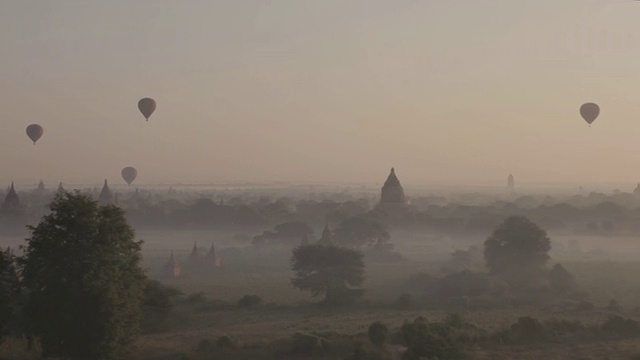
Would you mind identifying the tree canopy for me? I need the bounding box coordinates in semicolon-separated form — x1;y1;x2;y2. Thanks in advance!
20;191;146;359
291;244;364;305
333;216;390;248
484;216;551;285
0;247;20;340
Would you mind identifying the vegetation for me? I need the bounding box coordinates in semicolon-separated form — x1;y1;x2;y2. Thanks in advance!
291;244;365;305
368;321;389;347
0;248;20;341
237;294;263;309
334;216;390;248
141;280;182;333
400;317;465;360
5;186;640;359
20;192;147;359
484;216;551;286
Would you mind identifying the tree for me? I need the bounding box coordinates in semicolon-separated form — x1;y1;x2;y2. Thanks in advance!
20;191;146;359
400;317;464;360
0;247;20;340
141;280;182;333
334;216;390;248
368;321;389;347
484;216;551;285
291;244;364;305
548;264;577;293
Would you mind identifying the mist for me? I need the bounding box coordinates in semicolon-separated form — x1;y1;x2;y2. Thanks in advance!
3;1;640;359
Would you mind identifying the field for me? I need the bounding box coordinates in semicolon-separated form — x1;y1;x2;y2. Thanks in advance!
123;228;640;359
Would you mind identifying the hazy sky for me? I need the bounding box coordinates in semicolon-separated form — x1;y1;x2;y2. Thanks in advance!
2;0;640;188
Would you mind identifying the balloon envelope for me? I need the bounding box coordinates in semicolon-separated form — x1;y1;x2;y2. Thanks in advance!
26;124;43;144
580;103;600;125
121;167;138;185
138;98;156;121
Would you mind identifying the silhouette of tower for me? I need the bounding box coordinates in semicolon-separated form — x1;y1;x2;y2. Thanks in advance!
4;182;20;208
36;180;45;193
508;174;515;191
380;168;405;205
57;182;65;193
206;241;221;268
98;179;113;205
163;252;181;278
188;242;199;264
317;217;334;246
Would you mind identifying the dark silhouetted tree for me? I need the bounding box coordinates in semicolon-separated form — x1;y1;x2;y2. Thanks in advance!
368;321;389;347
20;192;146;359
291;244;364;305
400;317;464;360
334;216;390;248
484;216;551;286
548;264;577;293
141;280;182;333
0;247;20;340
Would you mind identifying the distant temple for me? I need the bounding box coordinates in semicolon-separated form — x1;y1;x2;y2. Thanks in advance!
317;219;334;246
634;183;640;196
380;168;405;206
4;182;20;209
98;179;113;205
162;252;181;278
57;182;65;193
186;241;221;270
508;174;515;191
188;242;200;264
36;180;45;193
206;241;221;268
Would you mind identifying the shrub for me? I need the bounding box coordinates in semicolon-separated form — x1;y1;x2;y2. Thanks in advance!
400;317;465;360
141;280;182;333
291;333;329;355
237;294;263;309
368;322;389;348
195;339;215;353
544;319;585;337
443;313;466;329
216;335;238;351
548;264;577;292
509;316;545;343
601;316;640;337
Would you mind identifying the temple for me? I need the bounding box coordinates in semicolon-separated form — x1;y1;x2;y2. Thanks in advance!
36;180;45;193
4;182;20;209
380;168;405;206
186;241;221;270
508;174;515;191
162;252;181;278
98;179;113;205
317;219;334;246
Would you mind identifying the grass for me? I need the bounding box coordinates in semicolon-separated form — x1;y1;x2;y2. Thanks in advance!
9;227;640;359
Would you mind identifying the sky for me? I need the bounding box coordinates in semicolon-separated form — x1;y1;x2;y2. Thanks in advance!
2;0;640;189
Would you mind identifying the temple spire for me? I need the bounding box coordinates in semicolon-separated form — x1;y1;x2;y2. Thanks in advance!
98;179;113;205
4;182;20;208
380;168;405;206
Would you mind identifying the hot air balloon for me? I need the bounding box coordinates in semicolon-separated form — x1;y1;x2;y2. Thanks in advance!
26;124;43;144
138;98;156;121
580;103;600;126
121;167;138;186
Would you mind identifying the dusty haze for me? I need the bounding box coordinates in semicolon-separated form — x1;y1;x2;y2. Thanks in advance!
2;0;640;188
